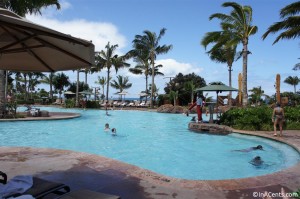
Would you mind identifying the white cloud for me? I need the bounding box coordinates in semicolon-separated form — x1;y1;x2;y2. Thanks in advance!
26;15;127;52
157;59;203;77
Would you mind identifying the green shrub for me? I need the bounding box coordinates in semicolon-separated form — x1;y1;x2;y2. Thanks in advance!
219;106;300;130
65;99;75;108
86;101;100;108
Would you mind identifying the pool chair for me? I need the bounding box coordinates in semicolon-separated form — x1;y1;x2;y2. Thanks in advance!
57;189;121;199
0;171;70;199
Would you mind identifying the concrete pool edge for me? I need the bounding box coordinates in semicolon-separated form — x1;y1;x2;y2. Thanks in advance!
0;112;81;122
1;130;300;198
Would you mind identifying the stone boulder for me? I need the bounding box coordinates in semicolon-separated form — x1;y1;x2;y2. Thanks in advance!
157;104;186;114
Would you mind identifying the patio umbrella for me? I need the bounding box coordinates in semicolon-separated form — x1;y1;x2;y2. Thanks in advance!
116;91;128;101
64;91;76;95
0;8;95;72
79;91;94;95
195;83;238;123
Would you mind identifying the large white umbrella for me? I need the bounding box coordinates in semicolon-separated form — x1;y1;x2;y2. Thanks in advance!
0;8;95;72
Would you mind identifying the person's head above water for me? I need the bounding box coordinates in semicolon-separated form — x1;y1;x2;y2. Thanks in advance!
255;145;263;150
105;123;109;128
112;128;116;133
254;156;261;161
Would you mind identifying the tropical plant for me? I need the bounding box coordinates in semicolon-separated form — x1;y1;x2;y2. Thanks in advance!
164;73;206;106
0;0;61;105
169;90;179;106
262;1;300;44
249;86;264;105
110;75;132;100
184;81;196;104
40;72;54;101
209;2;258;107
149;83;159;103
201;35;241;106
95;76;109;99
132;28;172;108
284;76;300;93
52;72;70;100
95;42;130;101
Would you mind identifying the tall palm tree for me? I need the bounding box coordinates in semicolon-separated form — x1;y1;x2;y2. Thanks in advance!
209;2;258;107
132;28;172;108
110;75;132;101
284;76;300;93
262;1;300;44
201;31;241;106
0;0;61;104
95;42;130;101
52;72;70;101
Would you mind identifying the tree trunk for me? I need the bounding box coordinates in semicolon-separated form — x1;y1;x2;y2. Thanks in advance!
228;65;232;106
145;74;148;103
49;72;53;102
150;56;155;108
294;85;296;94
85;71;88;85
106;68;110;102
76;70;79;107
242;39;249;107
0;70;5;104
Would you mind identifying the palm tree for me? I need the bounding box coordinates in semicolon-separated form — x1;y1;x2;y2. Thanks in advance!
284;76;300;93
209;2;258;107
40;72;54;102
201;31;241;106
149;83;159;104
110;75;132;100
95;76;110;99
169;90;179;106
184;81;196;104
132;28;172;108
52;72;70;101
249;86;264;105
0;0;61;104
95;42;130;101
262;1;300;44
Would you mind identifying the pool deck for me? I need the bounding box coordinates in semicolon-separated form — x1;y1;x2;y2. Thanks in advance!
0;112;80;121
1;128;300;198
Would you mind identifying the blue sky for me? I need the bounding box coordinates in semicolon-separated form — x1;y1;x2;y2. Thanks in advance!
27;0;299;99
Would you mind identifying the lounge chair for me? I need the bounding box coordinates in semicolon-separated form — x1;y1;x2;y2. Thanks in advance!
127;102;134;107
0;171;70;199
57;189;120;199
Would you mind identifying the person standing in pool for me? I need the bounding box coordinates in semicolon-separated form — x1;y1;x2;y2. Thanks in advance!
233;145;264;152
272;102;285;137
104;123;110;131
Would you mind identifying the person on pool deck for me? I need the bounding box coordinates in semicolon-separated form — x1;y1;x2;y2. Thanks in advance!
111;128;117;136
233;145;264;152
249;156;264;166
104;123;110;131
272;102;285;137
188;92;204;123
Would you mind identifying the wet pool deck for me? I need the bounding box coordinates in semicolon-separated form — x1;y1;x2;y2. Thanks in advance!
1;115;300;198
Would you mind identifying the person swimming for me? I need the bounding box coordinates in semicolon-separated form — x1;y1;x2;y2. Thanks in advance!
233;145;264;152
249;156;264;166
111;128;117;136
104;123;110;131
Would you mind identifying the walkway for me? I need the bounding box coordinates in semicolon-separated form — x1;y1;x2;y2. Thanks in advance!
1;130;300;199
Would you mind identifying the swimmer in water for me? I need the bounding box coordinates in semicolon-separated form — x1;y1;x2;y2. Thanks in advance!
104;123;110;131
233;145;264;152
249;156;264;166
111;128;117;136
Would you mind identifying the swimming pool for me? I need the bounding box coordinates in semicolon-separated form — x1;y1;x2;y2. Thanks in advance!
1;107;300;180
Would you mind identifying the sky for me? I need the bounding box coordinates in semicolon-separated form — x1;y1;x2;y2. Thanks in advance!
26;0;299;99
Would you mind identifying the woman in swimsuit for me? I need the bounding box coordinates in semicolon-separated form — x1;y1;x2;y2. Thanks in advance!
272;102;285;137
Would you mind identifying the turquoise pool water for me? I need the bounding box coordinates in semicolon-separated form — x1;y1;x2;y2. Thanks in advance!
1;107;300;180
